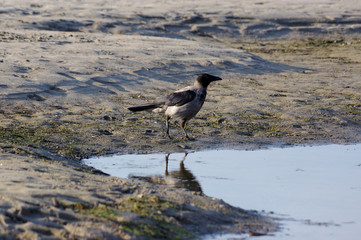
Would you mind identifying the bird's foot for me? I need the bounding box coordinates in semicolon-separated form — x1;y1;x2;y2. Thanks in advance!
184;135;195;141
165;132;172;139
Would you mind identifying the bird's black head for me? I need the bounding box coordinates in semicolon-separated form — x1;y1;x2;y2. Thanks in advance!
196;74;222;88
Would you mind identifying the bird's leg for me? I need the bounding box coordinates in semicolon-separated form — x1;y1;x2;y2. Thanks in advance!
181;119;190;139
165;116;171;139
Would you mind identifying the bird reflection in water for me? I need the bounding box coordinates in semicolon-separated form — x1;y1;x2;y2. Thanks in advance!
130;153;203;193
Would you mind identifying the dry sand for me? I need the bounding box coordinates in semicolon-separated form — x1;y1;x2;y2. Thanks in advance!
1;0;361;239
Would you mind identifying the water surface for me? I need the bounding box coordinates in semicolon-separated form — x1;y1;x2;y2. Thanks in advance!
84;144;361;239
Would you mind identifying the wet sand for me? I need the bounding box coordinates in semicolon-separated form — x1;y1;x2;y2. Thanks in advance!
0;0;361;239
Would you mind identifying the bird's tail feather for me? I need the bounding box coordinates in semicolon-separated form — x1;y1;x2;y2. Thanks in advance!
128;104;159;112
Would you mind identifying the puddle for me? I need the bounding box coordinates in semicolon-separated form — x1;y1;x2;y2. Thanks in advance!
84;144;361;239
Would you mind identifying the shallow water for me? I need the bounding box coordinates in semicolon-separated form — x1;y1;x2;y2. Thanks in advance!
84;144;361;239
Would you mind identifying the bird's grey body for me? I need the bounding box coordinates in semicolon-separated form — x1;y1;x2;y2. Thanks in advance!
164;86;205;120
128;74;222;139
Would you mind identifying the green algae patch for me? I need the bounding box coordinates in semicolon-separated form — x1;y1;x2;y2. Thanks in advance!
0;119;117;160
60;196;196;240
0;121;88;160
121;221;194;240
120;195;180;217
72;202;123;221
119;196;195;240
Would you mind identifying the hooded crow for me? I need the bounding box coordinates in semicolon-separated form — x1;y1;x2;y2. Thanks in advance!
128;73;222;139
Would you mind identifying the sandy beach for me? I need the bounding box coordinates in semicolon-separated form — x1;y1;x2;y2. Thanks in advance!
1;0;361;239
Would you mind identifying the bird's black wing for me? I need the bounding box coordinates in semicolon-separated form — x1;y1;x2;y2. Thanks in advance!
165;90;196;106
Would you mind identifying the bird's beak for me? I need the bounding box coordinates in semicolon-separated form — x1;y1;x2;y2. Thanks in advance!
212;76;222;81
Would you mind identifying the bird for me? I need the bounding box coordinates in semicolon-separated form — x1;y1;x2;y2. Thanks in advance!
128;73;222;139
